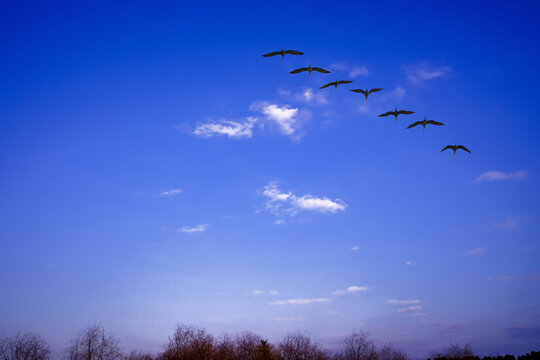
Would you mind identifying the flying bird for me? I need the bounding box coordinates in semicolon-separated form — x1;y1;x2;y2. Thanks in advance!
349;88;383;102
320;80;353;90
406;116;445;132
290;64;331;76
440;144;471;159
262;49;304;61
378;107;415;123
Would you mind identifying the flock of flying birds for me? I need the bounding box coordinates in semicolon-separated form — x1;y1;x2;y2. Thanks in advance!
262;49;471;159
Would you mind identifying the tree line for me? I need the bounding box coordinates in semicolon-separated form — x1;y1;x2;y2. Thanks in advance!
0;324;538;360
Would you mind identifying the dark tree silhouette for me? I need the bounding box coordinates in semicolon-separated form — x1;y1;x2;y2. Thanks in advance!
64;325;122;360
160;325;214;360
278;332;329;360
0;332;50;360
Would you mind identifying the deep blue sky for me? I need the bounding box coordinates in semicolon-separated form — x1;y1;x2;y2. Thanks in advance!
1;0;539;358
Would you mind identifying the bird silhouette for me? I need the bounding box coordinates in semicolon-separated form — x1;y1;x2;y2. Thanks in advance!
262;49;304;61
378;107;415;123
349;88;383;102
290;64;331;76
320;80;353;90
440;144;471;159
406;116;445;132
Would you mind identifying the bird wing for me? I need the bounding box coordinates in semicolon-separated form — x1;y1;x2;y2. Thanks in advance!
350;89;367;95
338;80;353;85
368;88;384;94
320;82;334;89
457;145;471;153
378;111;394;117
440;145;454;152
406;121;423;129
427;120;445;126
262;51;281;57
289;67;308;74
397;110;415;115
311;67;331;73
284;50;304;55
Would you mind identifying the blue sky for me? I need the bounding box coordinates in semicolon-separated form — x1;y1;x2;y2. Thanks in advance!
1;0;539;357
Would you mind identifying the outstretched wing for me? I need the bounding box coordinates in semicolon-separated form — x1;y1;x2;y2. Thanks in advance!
350;89;367;95
457;145;471;153
378;111;394;117
290;67;308;74
338;80;353;85
262;51;281;57
320;82;334;89
406;121;423;129
427;120;445;126
311;67;331;73
368;88;383;94
284;50;304;55
440;145;454;152
397;110;415;115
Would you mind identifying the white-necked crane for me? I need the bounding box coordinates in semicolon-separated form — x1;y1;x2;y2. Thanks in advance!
262;49;304;61
349;88;383;102
440;144;471;159
290;64;331;76
406;116;445;132
378;107;415;123
320;80;353;90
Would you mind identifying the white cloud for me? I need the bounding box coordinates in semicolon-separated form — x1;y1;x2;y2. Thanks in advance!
333;286;368;296
405;260;416;266
397;306;423;313
465;247;486;256
329;62;349;71
404;63;452;85
476;170;528;182
157;189;183;197
392;86;406;100
301;88;328;105
269;290;279;295
193;117;256;138
495;216;526;230
249;289;264;295
351;246;360;251
262;182;347;219
387;299;421;305
250;102;300;136
350;66;369;78
269;298;329;306
179;224;209;233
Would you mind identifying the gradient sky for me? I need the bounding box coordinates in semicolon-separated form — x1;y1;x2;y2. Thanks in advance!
1;1;539;358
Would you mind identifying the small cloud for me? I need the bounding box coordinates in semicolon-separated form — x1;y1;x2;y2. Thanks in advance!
157;189;183;197
521;273;539;282
269;298;330;306
387;299;421;305
350;66;369;78
329;62;349;71
475;170;528;183
193;117;256;138
405;260;416;266
465;247;486;256
250;101;302;138
397;306;423;313
494;216;527;230
301;88;328;105
178;224;209;233
333;286;368;296
249;289;264;295
351;246;360;251
393;86;406;100
269;290;279;295
403;62;452;85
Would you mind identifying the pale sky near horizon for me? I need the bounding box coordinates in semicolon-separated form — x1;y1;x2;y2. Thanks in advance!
1;1;539;358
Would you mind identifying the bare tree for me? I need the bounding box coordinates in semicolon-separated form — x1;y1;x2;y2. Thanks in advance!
123;351;153;360
0;332;50;360
234;332;261;360
278;332;328;360
160;324;214;360
64;324;122;360
342;331;377;360
378;343;407;360
430;343;475;359
213;334;235;360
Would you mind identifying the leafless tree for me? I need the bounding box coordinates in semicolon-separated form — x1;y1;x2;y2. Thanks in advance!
342;331;377;360
378;343;407;360
160;324;214;360
430;343;475;359
234;332;261;360
123;351;153;360
0;332;50;360
278;332;328;360
213;334;235;360
63;324;122;360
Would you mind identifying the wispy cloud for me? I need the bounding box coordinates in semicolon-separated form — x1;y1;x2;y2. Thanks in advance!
157;189;183;197
405;260;417;266
329;62;369;78
300;88;328;105
351;246;360;251
397;306;423;313
193;117;256;138
262;182;347;219
403;63;452;85
178;224;209;233
249;289;264;295
387;299;421;305
332;286;368;296
465;247;486;256
269;298;330;306
250;101;306;138
475;170;528;182
495;216;527;230
349;66;369;78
